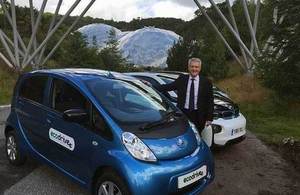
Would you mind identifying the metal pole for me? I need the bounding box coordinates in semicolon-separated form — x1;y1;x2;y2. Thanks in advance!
226;0;249;70
0;51;15;69
241;0;260;54
10;0;20;68
0;31;17;66
37;0;63;65
248;0;261;68
206;0;255;61
193;0;246;71
41;0;96;66
23;0;83;68
263;7;285;53
0;0;26;52
0;30;25;57
21;0;48;67
29;0;38;66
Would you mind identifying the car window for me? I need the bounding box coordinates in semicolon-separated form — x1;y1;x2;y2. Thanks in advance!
51;79;113;140
91;106;113;140
19;75;48;104
135;76;160;87
85;78;176;124
157;76;174;84
156;76;178;97
51;79;89;113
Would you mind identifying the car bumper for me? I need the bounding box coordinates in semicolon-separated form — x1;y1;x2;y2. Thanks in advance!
212;113;247;146
113;141;214;195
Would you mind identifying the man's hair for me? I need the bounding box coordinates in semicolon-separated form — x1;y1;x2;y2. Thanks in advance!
188;58;202;66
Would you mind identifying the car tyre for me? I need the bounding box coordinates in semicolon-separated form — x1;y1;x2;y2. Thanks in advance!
93;170;130;195
5;130;26;166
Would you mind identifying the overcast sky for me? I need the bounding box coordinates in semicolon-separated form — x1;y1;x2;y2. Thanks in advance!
13;0;231;22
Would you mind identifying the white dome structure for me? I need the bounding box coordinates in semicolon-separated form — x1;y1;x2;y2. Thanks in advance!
77;23;122;48
118;27;180;67
78;24;181;67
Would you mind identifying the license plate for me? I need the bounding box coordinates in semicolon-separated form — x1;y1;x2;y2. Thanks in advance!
231;127;243;136
178;165;207;189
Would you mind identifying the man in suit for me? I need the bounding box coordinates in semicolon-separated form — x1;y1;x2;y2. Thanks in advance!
158;58;214;133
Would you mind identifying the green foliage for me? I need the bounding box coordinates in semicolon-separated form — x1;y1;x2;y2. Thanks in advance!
0;65;18;105
166;0;264;80
99;29;127;71
255;0;300;99
167;34;227;80
166;38;199;72
241;100;300;143
52;32;104;69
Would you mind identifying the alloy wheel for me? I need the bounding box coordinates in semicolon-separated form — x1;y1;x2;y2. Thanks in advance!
6;135;17;161
98;181;122;195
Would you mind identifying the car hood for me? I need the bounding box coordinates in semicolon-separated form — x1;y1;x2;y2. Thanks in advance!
214;95;235;109
142;128;198;160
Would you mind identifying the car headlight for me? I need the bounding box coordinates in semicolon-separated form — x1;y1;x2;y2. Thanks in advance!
189;121;201;145
122;132;157;162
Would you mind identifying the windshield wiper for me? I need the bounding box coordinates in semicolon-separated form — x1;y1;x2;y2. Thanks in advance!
139;110;182;131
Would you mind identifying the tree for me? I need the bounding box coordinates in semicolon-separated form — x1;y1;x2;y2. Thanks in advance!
167;33;228;80
99;28;127;71
166;38;198;72
256;0;300;99
51;32;104;69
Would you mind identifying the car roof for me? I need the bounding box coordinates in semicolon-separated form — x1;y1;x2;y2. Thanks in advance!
125;72;159;76
26;68;135;82
125;72;180;80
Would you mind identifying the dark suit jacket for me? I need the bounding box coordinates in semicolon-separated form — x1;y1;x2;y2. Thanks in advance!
158;74;214;122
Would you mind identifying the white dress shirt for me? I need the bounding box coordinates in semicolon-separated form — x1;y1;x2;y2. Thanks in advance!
184;75;199;110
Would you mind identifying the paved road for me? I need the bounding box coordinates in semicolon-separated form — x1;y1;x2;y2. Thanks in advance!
0;125;38;195
0;124;4;140
1;128;299;195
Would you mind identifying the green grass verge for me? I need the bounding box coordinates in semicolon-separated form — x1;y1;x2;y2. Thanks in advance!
240;100;300;144
0;66;18;105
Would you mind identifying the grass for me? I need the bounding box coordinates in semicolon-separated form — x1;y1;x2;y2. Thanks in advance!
241;101;300;143
0;65;18;105
216;74;300;144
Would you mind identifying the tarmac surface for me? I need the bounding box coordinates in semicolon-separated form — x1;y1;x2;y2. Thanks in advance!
0;124;299;195
0;124;38;195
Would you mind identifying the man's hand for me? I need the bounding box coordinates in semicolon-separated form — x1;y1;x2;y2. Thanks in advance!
205;121;212;127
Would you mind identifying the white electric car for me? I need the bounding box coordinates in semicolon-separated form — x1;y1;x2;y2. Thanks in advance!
126;72;246;147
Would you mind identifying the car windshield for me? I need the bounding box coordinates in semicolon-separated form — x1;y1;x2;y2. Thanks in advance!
85;78;176;125
157;76;178;99
158;76;174;84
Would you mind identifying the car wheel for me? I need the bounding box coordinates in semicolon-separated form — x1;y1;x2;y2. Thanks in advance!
5;131;26;166
94;170;130;195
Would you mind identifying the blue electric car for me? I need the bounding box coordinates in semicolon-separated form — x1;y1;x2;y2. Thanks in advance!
5;69;214;195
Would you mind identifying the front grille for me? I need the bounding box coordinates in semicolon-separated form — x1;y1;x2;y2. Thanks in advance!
170;179;204;195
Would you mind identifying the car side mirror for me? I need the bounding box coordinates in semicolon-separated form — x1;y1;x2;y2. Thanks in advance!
63;109;88;123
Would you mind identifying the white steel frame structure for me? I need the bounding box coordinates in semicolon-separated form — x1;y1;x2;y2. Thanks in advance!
0;0;95;72
193;0;261;72
0;0;266;73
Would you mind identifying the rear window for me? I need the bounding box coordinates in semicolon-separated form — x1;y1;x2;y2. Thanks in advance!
19;76;48;104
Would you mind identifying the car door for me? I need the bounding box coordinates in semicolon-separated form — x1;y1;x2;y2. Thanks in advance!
44;78;113;182
16;75;50;155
